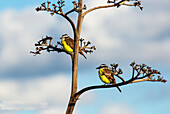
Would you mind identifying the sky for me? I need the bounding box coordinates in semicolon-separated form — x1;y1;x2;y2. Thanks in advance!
0;0;170;114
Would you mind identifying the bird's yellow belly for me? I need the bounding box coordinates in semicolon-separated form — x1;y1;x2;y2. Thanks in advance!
98;70;110;84
100;75;111;84
64;44;73;53
62;41;73;53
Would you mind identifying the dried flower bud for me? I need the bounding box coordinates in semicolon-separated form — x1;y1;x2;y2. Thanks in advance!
147;66;151;70
107;0;111;3
113;63;118;68
50;13;55;16
52;4;56;6
130;61;135;66
87;41;91;45
41;2;46;7
72;1;76;4
142;64;147;67
80;38;84;42
47;1;51;4
118;68;123;74
136;64;140;67
140;7;143;10
57;1;60;4
138;1;141;5
134;2;138;6
35;7;40;12
57;41;60;44
158;71;161;75
83;5;87;10
91;46;96;50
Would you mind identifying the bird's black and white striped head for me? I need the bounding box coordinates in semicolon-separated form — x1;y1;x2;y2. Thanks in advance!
60;34;69;40
96;64;109;69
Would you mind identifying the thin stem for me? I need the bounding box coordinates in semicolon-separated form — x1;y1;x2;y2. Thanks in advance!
132;68;135;78
115;74;125;82
61;14;77;38
83;0;126;16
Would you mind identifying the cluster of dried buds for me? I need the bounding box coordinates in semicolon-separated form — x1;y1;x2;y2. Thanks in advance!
79;38;96;54
107;0;143;10
111;63;123;74
30;35;96;57
72;1;86;10
30;36;57;56
106;62;167;84
110;63;125;82
35;0;87;16
35;0;65;15
130;61;167;83
65;1;87;15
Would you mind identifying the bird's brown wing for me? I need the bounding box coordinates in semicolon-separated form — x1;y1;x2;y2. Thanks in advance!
103;69;111;75
65;37;87;59
65;37;74;49
103;68;121;92
103;69;113;81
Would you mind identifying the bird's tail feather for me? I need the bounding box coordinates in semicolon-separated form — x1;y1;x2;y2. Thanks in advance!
116;86;122;93
111;83;122;92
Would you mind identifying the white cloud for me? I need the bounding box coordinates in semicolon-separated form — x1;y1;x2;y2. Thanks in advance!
100;103;137;114
0;73;95;114
0;74;70;112
77;91;96;105
40;108;80;114
40;108;66;114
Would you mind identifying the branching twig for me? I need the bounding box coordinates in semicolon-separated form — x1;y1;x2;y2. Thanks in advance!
110;63;125;82
30;35;72;56
79;38;96;54
83;0;143;16
35;1;77;38
72;62;166;103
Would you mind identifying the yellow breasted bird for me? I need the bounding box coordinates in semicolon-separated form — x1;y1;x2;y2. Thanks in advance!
96;64;122;92
60;34;87;59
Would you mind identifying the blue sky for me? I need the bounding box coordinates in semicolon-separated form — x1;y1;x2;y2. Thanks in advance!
0;0;170;114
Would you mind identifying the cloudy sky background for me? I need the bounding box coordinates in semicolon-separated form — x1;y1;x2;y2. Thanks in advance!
0;0;170;114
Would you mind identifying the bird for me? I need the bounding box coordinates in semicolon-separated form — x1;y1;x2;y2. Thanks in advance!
60;34;87;59
96;64;122;92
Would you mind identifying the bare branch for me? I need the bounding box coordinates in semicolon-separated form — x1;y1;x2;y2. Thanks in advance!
74;62;166;100
35;1;77;38
65;1;79;15
30;35;72;57
79;38;96;54
110;63;125;82
65;9;78;15
65;1;87;16
83;0;143;16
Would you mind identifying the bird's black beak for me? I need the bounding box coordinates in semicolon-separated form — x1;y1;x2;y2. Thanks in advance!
60;37;62;39
96;66;100;69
